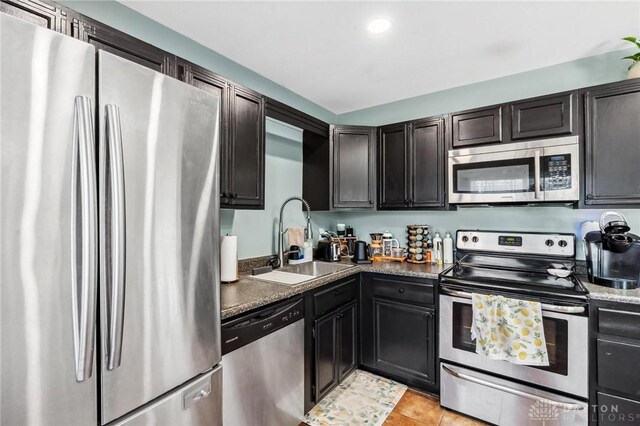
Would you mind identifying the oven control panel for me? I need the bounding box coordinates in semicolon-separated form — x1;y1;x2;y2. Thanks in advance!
457;230;575;257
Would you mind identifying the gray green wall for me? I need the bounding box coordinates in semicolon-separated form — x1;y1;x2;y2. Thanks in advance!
59;0;640;259
337;48;634;125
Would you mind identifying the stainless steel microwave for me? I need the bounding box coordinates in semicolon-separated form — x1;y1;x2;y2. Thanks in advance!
448;136;579;204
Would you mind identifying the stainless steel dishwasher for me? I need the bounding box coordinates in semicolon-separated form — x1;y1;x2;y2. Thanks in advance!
221;298;304;426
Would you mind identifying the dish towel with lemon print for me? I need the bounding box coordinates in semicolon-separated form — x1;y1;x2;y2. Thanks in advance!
470;293;549;366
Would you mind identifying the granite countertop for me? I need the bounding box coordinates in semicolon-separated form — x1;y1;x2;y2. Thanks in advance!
220;259;452;320
579;274;640;305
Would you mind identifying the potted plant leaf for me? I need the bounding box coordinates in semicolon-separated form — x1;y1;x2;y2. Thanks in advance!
622;37;640;79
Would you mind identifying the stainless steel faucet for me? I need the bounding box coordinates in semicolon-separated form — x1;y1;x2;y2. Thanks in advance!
278;196;313;267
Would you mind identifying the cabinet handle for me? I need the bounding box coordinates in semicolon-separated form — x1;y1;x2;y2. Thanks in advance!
398;288;405;294
369;200;373;205
426;312;434;319
334;289;347;296
410;198;414;206
586;194;593;199
232;193;238;199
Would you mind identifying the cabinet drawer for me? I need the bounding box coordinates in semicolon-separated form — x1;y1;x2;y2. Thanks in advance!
598;308;640;341
314;278;357;317
596;392;640;425
597;339;640;398
370;275;434;306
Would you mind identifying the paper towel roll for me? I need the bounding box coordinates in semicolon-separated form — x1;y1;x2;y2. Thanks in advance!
221;235;238;283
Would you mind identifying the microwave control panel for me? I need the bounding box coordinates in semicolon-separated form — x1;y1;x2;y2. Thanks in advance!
543;154;572;191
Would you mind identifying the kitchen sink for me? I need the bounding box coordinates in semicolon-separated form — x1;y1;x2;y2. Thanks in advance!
250;261;355;286
281;261;354;277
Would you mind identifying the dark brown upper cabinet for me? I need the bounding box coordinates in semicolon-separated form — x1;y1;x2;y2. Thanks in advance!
73;15;176;77
378;123;409;209
378;118;446;210
410;117;446;208
330;125;376;209
509;92;576;140
178;60;231;204
179;61;265;210
583;79;640;206
450;91;579;149
451;106;502;148
178;59;265;210
227;85;265;209
1;0;68;33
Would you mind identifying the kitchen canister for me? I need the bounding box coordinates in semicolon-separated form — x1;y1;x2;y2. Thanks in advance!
221;235;239;283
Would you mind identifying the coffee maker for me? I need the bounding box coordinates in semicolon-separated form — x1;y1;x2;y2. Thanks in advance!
584;211;640;289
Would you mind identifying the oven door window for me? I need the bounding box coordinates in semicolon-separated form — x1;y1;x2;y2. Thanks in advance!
453;157;534;194
452;302;568;375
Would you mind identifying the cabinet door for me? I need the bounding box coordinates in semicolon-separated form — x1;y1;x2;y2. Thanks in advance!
510;92;576;140
338;302;358;381
227;86;265;209
1;0;68;33
378;123;409;209
410;118;445;208
372;298;436;387
75;17;176;76
584;81;640;206
331;126;375;209
451;106;502;148
178;61;231;205
314;312;338;402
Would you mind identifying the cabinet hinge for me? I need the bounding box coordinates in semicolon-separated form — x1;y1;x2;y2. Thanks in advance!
312;385;316;397
312;327;316;339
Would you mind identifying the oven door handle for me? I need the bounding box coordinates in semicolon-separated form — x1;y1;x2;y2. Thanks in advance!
442;365;585;411
440;288;585;314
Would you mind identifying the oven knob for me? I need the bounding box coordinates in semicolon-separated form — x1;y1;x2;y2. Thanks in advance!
545;239;554;247
472;236;479;243
558;240;568;248
462;236;469;243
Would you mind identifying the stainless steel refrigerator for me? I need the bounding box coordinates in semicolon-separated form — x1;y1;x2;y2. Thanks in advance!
1;14;222;425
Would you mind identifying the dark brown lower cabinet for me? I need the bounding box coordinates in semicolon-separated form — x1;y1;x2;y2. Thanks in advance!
360;274;437;392
305;276;359;410
590;300;640;425
314;301;358;402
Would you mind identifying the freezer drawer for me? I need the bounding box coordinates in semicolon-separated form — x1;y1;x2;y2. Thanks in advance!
440;363;588;426
113;366;222;426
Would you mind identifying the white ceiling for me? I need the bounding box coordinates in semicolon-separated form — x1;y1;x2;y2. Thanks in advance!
121;1;640;114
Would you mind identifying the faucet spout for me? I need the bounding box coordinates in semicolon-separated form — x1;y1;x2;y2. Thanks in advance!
277;196;313;268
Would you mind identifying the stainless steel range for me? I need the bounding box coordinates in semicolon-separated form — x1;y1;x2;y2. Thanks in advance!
439;230;589;426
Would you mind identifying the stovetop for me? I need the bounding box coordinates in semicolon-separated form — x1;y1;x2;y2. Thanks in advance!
441;231;588;300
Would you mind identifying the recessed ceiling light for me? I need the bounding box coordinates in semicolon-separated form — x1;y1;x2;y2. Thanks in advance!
368;18;391;34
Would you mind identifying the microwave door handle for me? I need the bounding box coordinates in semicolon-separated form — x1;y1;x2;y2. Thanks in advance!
534;150;542;200
441;365;585;411
440;288;585;314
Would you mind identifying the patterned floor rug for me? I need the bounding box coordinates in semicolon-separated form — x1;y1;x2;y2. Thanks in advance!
304;370;407;426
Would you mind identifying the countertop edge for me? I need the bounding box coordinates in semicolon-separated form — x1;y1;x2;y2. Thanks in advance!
220;262;447;320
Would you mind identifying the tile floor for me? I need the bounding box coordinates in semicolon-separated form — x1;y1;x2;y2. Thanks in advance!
302;387;486;426
383;389;487;425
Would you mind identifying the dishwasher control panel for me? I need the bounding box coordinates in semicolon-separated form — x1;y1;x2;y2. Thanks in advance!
221;298;304;355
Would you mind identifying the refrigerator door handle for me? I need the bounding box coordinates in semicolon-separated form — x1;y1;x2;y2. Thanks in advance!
104;104;127;370
71;96;98;382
